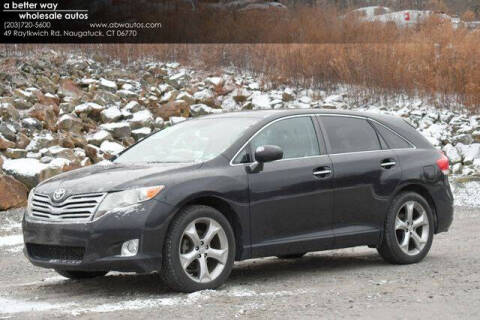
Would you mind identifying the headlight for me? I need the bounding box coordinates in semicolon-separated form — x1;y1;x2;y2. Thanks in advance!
93;186;164;220
26;188;35;218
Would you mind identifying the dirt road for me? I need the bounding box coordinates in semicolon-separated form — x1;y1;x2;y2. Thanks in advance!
0;207;479;319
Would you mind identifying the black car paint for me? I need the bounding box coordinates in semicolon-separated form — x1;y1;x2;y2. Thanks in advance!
23;109;454;273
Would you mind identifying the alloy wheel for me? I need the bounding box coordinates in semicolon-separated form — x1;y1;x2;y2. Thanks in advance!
179;217;229;283
395;201;430;256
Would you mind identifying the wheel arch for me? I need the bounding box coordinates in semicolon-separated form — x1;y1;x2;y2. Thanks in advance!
394;183;438;233
177;194;245;260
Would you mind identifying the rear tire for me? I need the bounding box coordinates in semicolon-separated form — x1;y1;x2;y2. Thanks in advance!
377;192;434;264
277;253;306;259
55;270;108;279
161;205;236;293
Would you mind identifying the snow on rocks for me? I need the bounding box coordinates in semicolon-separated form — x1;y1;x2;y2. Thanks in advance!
443;144;462;164
100;122;131;139
128;110;154;129
101;106;122;123
132;127;152;140
74;102;105;115
190;104;222;116
456;144;480;165
2;158;48;188
100;141;125;155
86;130;113;146
98;78;118;92
251;93;271;110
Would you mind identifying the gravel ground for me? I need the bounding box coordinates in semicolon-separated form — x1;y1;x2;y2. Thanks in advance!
0;207;479;319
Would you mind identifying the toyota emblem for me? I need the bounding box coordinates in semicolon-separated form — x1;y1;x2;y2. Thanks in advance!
52;188;67;202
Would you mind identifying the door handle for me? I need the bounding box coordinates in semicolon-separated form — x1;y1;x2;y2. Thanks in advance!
380;159;396;169
313;167;332;178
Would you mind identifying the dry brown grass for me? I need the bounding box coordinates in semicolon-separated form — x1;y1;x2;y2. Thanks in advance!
2;7;480;111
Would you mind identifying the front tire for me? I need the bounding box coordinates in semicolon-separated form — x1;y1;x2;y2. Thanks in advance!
377;192;434;264
55;270;108;279
161;205;236;293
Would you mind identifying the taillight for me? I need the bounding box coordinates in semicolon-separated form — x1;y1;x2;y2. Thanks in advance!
436;152;450;175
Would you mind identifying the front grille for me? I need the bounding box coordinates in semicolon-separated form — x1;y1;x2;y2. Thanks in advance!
27;243;85;262
31;192;106;222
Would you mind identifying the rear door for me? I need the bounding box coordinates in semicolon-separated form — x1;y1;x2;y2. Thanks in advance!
317;115;402;248
244;115;335;257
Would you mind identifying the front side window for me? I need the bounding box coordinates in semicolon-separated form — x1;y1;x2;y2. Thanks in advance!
321;116;380;154
116;117;257;163
250;117;320;160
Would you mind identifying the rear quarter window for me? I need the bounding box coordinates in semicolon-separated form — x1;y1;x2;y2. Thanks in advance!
372;122;412;149
321;116;381;154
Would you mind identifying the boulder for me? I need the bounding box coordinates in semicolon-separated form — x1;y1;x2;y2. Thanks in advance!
0;134;15;150
84;144;101;163
98;78;118;92
58;79;83;99
168;70;189;88
153;117;165;129
25;133;57;152
156;100;190;120
0;122;17;141
456;143;480;165
74;102;105;119
29;104;58;131
15;133;30;149
100;122;131;139
45;145;77;161
193;89;215;106
251;93;272;110
2;158;48;189
0;175;28;210
5;148;27;159
132;127;152;140
190;104;222;116
0;102;20;120
101;106;122;123
100;140;125;155
128;110;154;129
205;76;224;87
443;144;462;164
57;114;84;133
176;92;195;105
21;117;43;131
117;89;138;99
86;129;112;146
123;101;142;113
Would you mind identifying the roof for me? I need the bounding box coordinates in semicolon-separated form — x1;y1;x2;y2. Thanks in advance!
202;108;400;123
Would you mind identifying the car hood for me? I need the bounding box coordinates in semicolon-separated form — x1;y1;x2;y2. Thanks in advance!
35;162;201;195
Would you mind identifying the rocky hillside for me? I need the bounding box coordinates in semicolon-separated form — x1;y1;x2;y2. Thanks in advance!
0;50;479;210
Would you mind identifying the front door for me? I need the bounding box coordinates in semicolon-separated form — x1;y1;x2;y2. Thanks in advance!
247;116;335;257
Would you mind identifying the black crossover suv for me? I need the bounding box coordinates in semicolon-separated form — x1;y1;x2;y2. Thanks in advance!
23;109;454;292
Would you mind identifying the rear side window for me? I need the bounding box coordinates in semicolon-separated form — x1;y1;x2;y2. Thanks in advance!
251;117;320;160
372;122;412;149
321;116;380;154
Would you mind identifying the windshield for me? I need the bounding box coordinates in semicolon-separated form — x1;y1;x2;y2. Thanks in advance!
115;117;257;163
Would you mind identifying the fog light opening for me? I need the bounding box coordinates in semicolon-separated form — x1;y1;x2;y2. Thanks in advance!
121;239;139;257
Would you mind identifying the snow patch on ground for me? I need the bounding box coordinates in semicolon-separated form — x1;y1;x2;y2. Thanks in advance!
0;297;74;315
0;234;23;247
69;287;308;315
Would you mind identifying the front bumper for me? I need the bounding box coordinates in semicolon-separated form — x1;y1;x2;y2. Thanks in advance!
22;200;174;273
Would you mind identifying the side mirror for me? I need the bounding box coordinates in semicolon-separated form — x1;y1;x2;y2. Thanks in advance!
247;145;283;173
255;145;283;163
